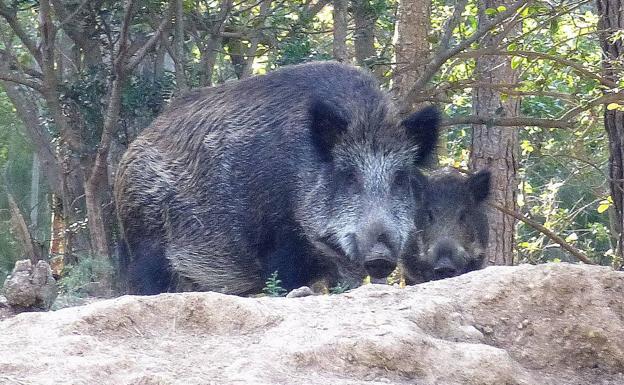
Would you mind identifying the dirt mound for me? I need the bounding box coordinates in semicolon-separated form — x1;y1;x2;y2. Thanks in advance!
0;263;623;385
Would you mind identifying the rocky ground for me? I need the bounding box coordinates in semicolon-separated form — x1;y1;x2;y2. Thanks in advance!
0;263;623;385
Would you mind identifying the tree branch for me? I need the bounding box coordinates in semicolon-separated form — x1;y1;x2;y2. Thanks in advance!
456;49;615;88
490;202;595;265
404;0;528;103
451;166;595;264
560;91;624;121
56;0;91;28
241;0;272;78
0;1;42;64
441;115;573;129
417;79;577;101
114;0;136;71
439;0;468;50
1;81;61;191
439;91;623;129
125;4;174;72
0;71;44;92
173;0;188;90
301;0;331;21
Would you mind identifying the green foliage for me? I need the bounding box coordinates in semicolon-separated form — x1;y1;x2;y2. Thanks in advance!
329;282;351;295
0;90;43;286
431;0;613;265
262;271;287;297
58;256;114;297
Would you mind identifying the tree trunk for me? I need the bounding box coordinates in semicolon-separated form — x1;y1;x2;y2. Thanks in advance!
30;153;40;228
38;0;93;262
173;0;188;90
60;156;91;261
7;191;41;263
240;0;272;78
1;83;61;192
597;0;624;265
226;38;247;79
199;0;233;86
392;0;431;112
85;73;126;263
391;0;438;165
469;0;519;266
352;0;383;78
332;0;348;62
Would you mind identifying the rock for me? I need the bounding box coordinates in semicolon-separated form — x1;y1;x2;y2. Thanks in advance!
2;259;58;311
0;263;623;385
286;286;316;298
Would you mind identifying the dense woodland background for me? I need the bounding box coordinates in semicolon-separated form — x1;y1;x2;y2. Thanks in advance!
0;0;622;294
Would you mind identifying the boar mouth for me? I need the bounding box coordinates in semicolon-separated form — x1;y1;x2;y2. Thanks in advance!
364;258;396;280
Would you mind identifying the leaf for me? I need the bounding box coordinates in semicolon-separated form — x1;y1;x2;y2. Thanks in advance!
607;103;622;110
597;197;612;213
497;5;507;12
520;139;534;155
549;19;559;35
485;8;497;16
511;56;523;69
565;233;578;243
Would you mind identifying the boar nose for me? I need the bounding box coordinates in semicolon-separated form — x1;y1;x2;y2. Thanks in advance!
433;257;457;279
364;236;397;280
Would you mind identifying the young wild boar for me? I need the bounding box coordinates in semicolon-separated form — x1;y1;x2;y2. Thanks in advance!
401;168;491;284
114;61;439;295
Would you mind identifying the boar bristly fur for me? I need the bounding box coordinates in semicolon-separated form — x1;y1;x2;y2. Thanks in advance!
402;168;491;284
115;62;439;295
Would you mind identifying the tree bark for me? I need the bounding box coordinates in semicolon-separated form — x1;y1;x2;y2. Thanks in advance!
0;83;61;192
51;0;103;68
392;0;439;165
7;190;41;263
240;0;272;78
30;153;40;228
469;0;519;266
352;0;383;77
38;0;93;261
173;0;188;90
332;0;348;62
597;0;624;265
198;0;233;86
392;0;431;112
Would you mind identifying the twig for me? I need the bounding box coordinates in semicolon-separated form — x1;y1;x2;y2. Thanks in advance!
404;0;529;103
451;166;595;264
490;202;595;264
0;71;44;92
441;115;572;129
126;3;174;71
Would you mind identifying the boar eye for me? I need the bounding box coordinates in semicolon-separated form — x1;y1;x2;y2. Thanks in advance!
392;170;409;190
342;169;360;190
458;210;467;223
426;209;434;223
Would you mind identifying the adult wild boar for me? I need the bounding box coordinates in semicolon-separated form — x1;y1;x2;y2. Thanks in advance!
402;168;491;284
115;62;439;295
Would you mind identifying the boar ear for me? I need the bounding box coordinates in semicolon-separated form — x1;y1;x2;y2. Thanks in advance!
402;106;440;163
309;99;349;161
467;170;491;203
